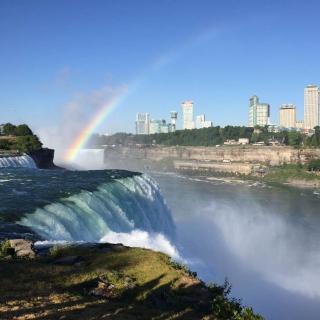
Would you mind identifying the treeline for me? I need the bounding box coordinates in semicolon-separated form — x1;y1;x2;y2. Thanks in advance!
0;123;42;153
87;125;320;148
1;123;34;136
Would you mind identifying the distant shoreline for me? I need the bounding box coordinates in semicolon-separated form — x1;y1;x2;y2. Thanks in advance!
103;145;320;190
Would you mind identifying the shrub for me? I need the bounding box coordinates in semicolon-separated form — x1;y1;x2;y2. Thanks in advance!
208;278;242;319
234;307;264;320
0;240;11;258
15;135;42;153
0;139;12;150
307;159;320;171
169;259;197;278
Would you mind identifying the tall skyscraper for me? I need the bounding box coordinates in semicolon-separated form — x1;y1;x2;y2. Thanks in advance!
279;104;296;128
248;95;270;127
196;114;212;128
135;113;150;135
304;85;320;129
182;101;194;130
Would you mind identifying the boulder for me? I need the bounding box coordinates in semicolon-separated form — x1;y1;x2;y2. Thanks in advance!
9;239;36;259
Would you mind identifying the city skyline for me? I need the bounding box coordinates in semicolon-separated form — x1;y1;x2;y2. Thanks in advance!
1;1;320;146
134;82;319;135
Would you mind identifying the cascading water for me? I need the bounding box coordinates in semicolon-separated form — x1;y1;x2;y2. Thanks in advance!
19;174;175;242
0;155;37;168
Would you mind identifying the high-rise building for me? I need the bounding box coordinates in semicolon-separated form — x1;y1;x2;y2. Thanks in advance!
304;85;320;129
149;120;160;134
248;95;270;127
149;119;175;134
170;111;178;132
182;101;195;130
196;114;212;128
279;104;296;128
296;120;304;129
135;113;150;135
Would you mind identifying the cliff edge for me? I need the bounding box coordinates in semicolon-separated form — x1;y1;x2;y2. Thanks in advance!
29;148;60;169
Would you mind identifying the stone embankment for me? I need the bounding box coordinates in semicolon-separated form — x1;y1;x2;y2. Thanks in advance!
104;145;320;175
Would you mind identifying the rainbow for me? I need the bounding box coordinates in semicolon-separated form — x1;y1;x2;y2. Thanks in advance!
64;27;218;163
64;88;129;162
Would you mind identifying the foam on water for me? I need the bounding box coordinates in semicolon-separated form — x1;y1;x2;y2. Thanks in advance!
100;230;181;260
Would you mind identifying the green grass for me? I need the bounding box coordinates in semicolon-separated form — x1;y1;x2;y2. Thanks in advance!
264;164;320;184
0;243;263;320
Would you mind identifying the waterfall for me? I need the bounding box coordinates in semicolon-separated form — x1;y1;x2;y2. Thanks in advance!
19;174;175;242
0;155;37;168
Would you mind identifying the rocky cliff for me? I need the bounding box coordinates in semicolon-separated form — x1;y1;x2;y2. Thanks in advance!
104;145;320;176
29;148;59;169
106;145;320;165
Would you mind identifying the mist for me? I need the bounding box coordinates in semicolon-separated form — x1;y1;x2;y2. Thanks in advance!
153;173;320;319
37;84;127;166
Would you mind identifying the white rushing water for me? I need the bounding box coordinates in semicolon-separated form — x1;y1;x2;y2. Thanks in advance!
19;174;175;244
0;155;37;168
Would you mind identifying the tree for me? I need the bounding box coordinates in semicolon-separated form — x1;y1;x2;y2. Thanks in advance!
3;123;16;135
287;131;303;147
14;124;33;136
15;135;42;153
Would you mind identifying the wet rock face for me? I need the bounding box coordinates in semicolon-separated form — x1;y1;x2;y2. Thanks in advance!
8;239;36;259
29;148;58;169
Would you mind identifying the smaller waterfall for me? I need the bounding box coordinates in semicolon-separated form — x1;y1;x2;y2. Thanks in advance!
0;155;37;168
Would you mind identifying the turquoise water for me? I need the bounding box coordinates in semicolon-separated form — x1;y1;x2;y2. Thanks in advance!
0;168;174;241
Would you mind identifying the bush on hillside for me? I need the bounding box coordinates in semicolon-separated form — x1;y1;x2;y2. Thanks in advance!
14;124;33;136
0;139;12;150
15;135;43;153
3;123;16;135
307;159;320;172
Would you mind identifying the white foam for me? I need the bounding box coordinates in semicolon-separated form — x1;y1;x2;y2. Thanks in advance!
100;229;181;260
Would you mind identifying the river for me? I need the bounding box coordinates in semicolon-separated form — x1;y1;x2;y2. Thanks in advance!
151;172;320;319
1;152;320;319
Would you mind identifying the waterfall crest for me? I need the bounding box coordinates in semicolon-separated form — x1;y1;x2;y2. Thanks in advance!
0;155;37;168
19;174;175;242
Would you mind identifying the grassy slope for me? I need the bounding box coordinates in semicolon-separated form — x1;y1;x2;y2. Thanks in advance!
263;164;320;185
0;244;216;320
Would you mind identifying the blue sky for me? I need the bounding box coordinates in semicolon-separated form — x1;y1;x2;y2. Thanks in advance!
1;0;320;138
